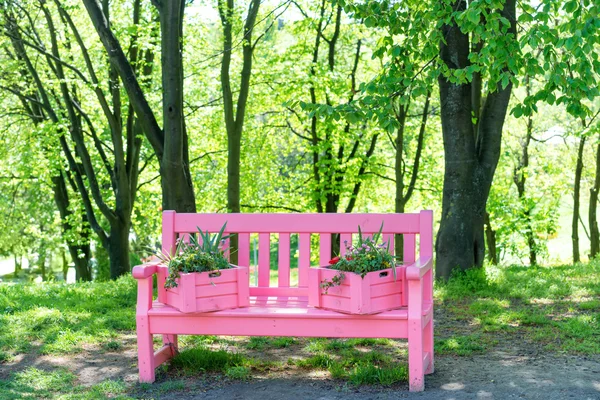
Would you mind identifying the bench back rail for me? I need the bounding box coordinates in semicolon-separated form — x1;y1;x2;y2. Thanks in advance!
157;211;432;302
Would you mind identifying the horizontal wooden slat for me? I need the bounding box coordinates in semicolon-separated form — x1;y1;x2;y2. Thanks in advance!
192;268;239;285
149;313;409;338
149;297;408;320
172;213;422;234
321;284;351;298
196;294;239;312
250;287;308;297
195;282;237;297
369;294;402;312
369;282;402;298
150;298;430;319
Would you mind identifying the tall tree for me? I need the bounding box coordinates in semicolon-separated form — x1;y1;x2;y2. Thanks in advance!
285;1;380;217
435;0;518;279
0;0;155;278
512;76;538;265
514;0;600;263
217;0;261;263
82;0;196;213
343;0;437;258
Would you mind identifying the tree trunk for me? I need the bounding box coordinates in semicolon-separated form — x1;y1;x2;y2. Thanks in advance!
512;75;537;265
52;173;93;281
484;211;497;264
573;136;586;263
62;249;68;281
158;0;196;213
589;140;600;258
72;243;92;281
435;0;516;280
219;0;261;264
38;251;47;281
14;255;21;278
108;219;131;279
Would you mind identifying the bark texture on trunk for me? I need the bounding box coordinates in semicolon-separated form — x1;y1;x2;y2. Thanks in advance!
573;136;586;263
52;172;92;281
589;140;600;258
157;0;196;212
513;78;537;266
435;0;516;280
484;212;497;264
83;0;196;213
108;219;131;279
218;0;261;264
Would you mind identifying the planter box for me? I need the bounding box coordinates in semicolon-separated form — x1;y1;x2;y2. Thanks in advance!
308;266;404;314
165;265;249;313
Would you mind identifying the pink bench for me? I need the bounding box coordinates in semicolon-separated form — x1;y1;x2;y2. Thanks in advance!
133;210;434;391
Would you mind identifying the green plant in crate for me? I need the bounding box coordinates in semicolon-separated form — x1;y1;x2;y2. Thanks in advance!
158;222;235;289
321;223;397;292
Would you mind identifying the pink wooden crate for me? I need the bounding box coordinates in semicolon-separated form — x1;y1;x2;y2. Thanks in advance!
164;265;249;313
307;266;405;315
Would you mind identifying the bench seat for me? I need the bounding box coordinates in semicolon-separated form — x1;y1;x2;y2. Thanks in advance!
147;297;432;338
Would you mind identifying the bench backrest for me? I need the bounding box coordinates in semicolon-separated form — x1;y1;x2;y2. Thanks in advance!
158;210;433;299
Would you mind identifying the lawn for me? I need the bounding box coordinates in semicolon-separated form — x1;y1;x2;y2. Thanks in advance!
0;261;599;398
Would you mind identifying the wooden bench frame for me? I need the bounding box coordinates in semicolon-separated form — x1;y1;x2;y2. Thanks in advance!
133;210;434;391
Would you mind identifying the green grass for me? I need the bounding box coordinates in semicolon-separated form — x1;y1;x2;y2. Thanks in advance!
169;347;244;374
0;260;599;398
435;261;600;354
0;276;136;359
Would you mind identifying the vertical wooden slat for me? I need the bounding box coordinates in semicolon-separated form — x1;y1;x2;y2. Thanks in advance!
160;211;177;304
383;233;394;256
403;234;416;307
222;235;230;261
340;233;352;257
258;233;271;287
278;233;291;287
404;234;416;264
420;210;434;304
237;233;250;268
319;233;331;266
237;267;250;307
179;233;191;245
307;268;320;307
298;233;310;287
420;210;434;259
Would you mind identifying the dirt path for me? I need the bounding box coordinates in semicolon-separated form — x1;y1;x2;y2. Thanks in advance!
3;333;600;399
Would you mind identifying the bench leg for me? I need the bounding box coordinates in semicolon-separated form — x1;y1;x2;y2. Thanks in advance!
424;318;434;375
408;319;424;392
162;334;178;353
136;315;155;383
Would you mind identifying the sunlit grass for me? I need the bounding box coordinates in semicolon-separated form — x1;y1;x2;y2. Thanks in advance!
434;260;600;354
0;260;599;398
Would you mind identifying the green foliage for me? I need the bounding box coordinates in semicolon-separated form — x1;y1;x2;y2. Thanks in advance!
161;224;234;288
323;223;396;291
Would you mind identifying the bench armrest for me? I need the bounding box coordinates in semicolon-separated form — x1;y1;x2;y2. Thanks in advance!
405;257;433;280
132;262;162;279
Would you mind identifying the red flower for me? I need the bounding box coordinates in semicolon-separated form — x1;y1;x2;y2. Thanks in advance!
329;256;340;265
